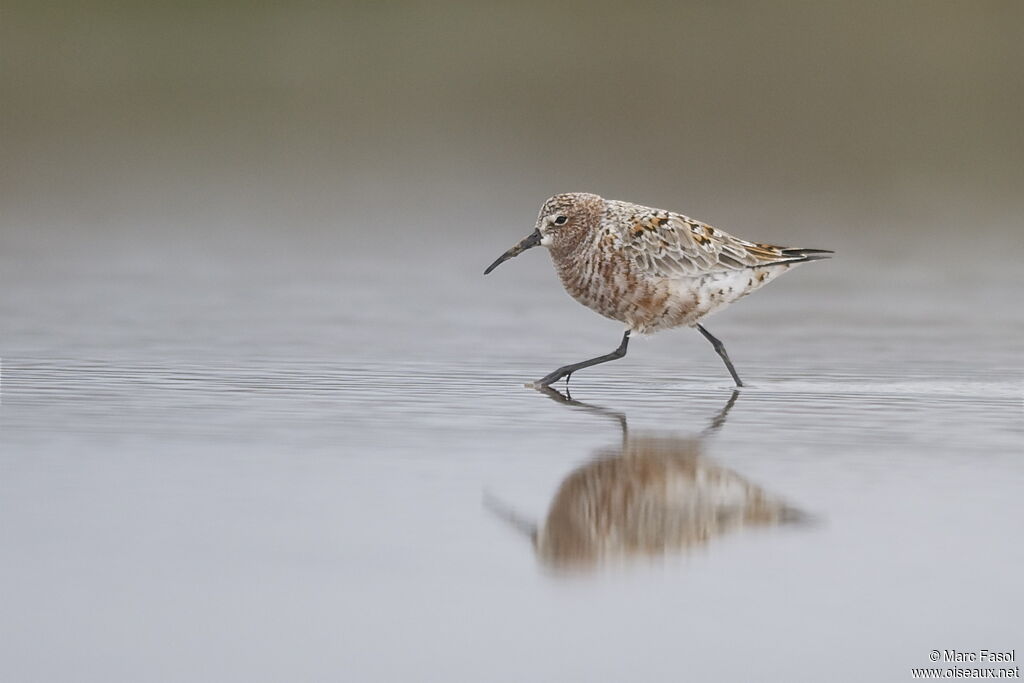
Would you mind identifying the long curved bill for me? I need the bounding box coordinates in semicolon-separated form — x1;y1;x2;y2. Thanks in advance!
483;229;542;275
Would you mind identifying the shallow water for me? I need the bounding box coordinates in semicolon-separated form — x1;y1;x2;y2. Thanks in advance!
1;232;1022;682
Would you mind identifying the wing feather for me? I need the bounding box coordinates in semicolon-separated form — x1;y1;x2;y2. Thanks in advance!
615;207;829;278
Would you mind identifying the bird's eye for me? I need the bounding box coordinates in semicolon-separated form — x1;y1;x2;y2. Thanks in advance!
553;215;568;225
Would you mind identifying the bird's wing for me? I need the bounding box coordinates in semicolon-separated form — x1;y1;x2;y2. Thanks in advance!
617;208;829;278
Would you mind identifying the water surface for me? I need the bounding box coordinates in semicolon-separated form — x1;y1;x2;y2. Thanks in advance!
1;240;1021;681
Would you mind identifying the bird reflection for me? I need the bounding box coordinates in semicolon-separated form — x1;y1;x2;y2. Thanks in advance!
487;388;807;571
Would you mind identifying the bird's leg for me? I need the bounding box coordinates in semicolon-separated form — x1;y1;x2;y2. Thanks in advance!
696;324;744;387
534;331;630;388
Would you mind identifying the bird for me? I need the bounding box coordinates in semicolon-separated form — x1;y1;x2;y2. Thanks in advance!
483;192;832;387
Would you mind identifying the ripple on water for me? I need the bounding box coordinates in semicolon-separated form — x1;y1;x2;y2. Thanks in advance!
0;357;1019;455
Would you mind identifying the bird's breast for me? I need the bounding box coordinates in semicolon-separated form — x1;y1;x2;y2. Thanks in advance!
553;248;693;333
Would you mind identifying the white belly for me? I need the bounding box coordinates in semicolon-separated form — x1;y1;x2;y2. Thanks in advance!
643;264;794;333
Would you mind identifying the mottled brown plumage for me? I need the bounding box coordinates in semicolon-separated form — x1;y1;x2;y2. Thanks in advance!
485;192;832;386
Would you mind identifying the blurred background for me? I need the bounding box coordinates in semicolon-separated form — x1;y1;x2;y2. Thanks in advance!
2;1;1022;363
5;1;1023;233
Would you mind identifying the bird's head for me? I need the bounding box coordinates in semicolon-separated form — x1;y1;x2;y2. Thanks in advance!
484;192;604;275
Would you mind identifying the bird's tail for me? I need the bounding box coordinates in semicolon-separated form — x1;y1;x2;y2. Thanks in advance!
778;248;834;263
